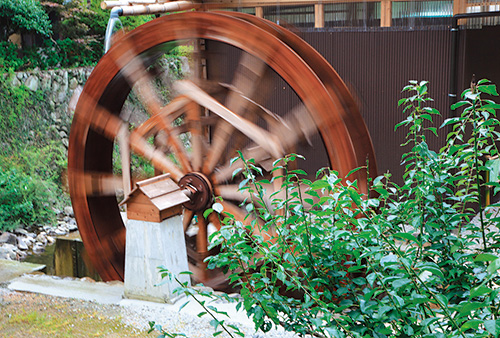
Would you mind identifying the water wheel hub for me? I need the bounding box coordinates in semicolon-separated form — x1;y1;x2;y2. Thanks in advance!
179;172;213;211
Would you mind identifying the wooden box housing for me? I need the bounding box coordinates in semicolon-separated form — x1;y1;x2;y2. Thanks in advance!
121;173;190;222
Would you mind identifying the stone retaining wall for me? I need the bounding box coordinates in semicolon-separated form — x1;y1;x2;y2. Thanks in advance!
4;67;93;148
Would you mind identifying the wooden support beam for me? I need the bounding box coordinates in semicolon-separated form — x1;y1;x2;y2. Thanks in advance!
314;4;325;28
381;0;392;27
453;0;467;15
255;6;264;17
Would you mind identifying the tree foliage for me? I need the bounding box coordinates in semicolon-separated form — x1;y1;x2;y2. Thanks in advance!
0;0;52;40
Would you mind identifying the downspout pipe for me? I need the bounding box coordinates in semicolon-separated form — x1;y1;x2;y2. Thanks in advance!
449;11;500;116
104;7;124;53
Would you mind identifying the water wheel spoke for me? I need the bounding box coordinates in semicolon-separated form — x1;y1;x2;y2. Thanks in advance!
207;212;222;231
202;54;269;172
195;211;209;280
70;171;123;197
133;96;190;139
128;130;184;181
117;126;132;198
113;47;193;172
213;145;273;184
186;101;204;172
74;99;126;141
183;208;195;232
175;80;283;159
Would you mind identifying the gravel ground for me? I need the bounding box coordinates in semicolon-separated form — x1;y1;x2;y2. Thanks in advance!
0;282;301;338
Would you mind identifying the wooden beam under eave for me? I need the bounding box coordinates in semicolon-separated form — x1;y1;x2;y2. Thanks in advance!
315;3;325;28
453;0;467;15
255;6;263;17
381;0;392;27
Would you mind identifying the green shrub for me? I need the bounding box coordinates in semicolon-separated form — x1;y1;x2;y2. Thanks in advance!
154;80;500;338
0;168;62;231
0;71;68;231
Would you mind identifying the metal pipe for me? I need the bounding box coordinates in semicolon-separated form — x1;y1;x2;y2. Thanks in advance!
449;11;500;117
104;7;123;53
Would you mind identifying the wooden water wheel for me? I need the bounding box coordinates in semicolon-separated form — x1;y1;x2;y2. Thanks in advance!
68;10;376;289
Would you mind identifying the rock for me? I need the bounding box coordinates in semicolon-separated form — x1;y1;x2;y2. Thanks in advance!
69;77;79;90
0;232;17;245
16;250;27;260
26;232;36;239
52;81;60;93
67;221;78;232
14;228;28;236
10;77;21;87
62;138;69;148
57;90;67;103
32;243;45;254
24;75;39;91
59;130;67;138
17;237;28;250
24;237;35;246
36;233;47;245
46;236;55;245
0;246;16;260
54;228;67;236
64;206;74;217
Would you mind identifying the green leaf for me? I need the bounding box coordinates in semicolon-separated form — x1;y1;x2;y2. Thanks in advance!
203;208;213;219
434;294;448;307
178;301;189;312
460;319;483;331
485;319;500;337
470;285;492;299
346;166;363;178
417;263;444;279
212;202;224;213
232;167;243;179
478;84;499;96
451;101;469;110
348;187;362;206
457;301;484;316
475;253;500;262
393;232;419;244
488;258;500;274
310;179;330;190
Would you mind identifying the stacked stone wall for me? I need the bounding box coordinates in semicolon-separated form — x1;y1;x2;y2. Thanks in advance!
4;67;93;148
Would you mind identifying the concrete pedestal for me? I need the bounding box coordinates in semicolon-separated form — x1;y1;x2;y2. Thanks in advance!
124;215;190;303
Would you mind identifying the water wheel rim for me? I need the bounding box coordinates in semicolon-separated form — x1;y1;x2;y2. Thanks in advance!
68;11;373;284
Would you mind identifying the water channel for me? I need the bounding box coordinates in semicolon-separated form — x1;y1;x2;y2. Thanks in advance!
25;231;101;281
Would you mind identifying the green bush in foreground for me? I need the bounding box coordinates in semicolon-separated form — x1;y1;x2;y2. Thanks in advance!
154;80;500;338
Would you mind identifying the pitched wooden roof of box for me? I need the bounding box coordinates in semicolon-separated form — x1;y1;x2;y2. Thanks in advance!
121;173;190;211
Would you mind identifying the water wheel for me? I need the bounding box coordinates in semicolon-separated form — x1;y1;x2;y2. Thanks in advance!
68;11;376;289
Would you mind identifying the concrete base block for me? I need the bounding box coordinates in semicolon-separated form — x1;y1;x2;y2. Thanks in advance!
124;215;190;303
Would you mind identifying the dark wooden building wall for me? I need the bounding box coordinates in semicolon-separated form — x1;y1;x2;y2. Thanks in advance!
205;25;500;183
303;28;451;182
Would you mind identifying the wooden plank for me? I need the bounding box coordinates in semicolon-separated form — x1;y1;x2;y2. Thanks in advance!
453;0;467;15
255;6;264;17
205;0;426;8
139;179;180;199
151;190;190;210
381;0;392;27
160;205;183;220
314;4;324;28
127;203;161;222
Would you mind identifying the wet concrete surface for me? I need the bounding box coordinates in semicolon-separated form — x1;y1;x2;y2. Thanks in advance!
0;259;45;284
